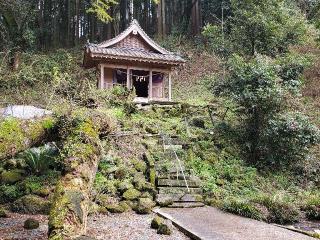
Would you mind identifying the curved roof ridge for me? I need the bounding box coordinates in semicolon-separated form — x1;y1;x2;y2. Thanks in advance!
97;19;172;55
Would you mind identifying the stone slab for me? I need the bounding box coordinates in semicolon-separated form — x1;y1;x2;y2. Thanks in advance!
154;207;315;240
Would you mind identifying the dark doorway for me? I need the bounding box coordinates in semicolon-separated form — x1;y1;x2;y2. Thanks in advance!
132;70;149;98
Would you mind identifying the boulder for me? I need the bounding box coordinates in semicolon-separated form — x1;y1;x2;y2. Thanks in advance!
24;218;39;230
1;170;25;184
157;223;172;235
0;208;8;218
123;189;141;201
151;216;163;229
106;201;130;213
190;117;205;128
135;198;155;214
133;160;147;173
117;181;134;193
11;194;51;214
1;105;52;120
3;159;17;170
141;192;153;200
156;196;173;207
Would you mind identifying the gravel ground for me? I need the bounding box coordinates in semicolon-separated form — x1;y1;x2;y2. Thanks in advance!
87;212;190;240
0;213;48;240
0;212;189;240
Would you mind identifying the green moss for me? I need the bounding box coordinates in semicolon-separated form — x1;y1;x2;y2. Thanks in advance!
48;183;69;232
149;168;156;187
304;197;320;220
151;216;163;229
0;184;24;203
11;194;51;214
123;189;141;200
135;198;155;214
106;201;130;213
157;223;172;235
0;117;54;160
1;170;25;184
24;218;39;229
132;160;147;173
0;118;24;159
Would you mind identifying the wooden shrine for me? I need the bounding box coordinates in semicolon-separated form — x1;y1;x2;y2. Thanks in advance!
83;19;186;102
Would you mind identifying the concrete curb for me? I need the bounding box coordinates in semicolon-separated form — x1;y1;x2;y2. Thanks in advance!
153;208;202;240
273;224;319;239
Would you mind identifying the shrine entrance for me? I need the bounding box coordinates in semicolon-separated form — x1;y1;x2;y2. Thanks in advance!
132;70;149;98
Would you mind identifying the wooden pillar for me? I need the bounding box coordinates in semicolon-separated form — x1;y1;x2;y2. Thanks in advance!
100;64;104;89
149;70;153;100
126;67;130;89
168;72;172;101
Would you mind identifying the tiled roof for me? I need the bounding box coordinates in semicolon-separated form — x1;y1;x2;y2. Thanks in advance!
87;46;185;65
83;19;186;68
97;19;172;55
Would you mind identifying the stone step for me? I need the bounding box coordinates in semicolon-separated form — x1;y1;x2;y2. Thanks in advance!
158;187;203;195
157;179;201;188
167;202;205;208
157;174;190;180
155;165;191;173
163;145;183;151
156;193;203;202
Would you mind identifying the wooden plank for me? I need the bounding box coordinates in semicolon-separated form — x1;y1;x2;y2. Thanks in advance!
101;63;170;73
149;69;153;100
169;75;172;101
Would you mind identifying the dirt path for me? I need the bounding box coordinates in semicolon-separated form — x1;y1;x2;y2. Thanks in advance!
155;206;316;240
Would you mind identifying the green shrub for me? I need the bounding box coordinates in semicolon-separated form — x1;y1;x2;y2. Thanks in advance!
304;197;320;220
259;196;300;224
0;184;24;203
222;199;263;220
20;144;58;175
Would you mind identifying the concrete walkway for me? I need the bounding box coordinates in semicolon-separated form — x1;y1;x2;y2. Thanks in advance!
155;207;315;240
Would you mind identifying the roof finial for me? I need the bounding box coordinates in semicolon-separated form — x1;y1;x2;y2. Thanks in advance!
129;0;134;21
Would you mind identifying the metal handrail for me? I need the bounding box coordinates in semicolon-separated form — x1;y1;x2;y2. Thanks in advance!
161;132;190;193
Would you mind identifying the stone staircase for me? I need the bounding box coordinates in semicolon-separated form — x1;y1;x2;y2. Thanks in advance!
155;135;204;208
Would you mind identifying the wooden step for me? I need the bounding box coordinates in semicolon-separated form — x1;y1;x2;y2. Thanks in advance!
157;179;201;188
167;202;205;208
156;193;203;202
158;187;203;195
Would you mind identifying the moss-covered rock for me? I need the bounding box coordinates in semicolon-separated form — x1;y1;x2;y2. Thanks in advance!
145;126;158;135
1;170;25;184
151;216;163;229
157;223;172;235
190;117;205;128
132;160;147;173
132;173;147;191
0;184;24;204
0;208;8;218
135;198;155;214
106;201;131;213
0;117;54;161
11;194;51;214
141;192;153;200
123;189;141;201
3;159;17;170
114;166;129;180
24;218;39;230
156;196;173;207
117;181;134;194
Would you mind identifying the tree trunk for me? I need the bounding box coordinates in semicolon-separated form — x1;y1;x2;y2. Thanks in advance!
191;0;201;35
